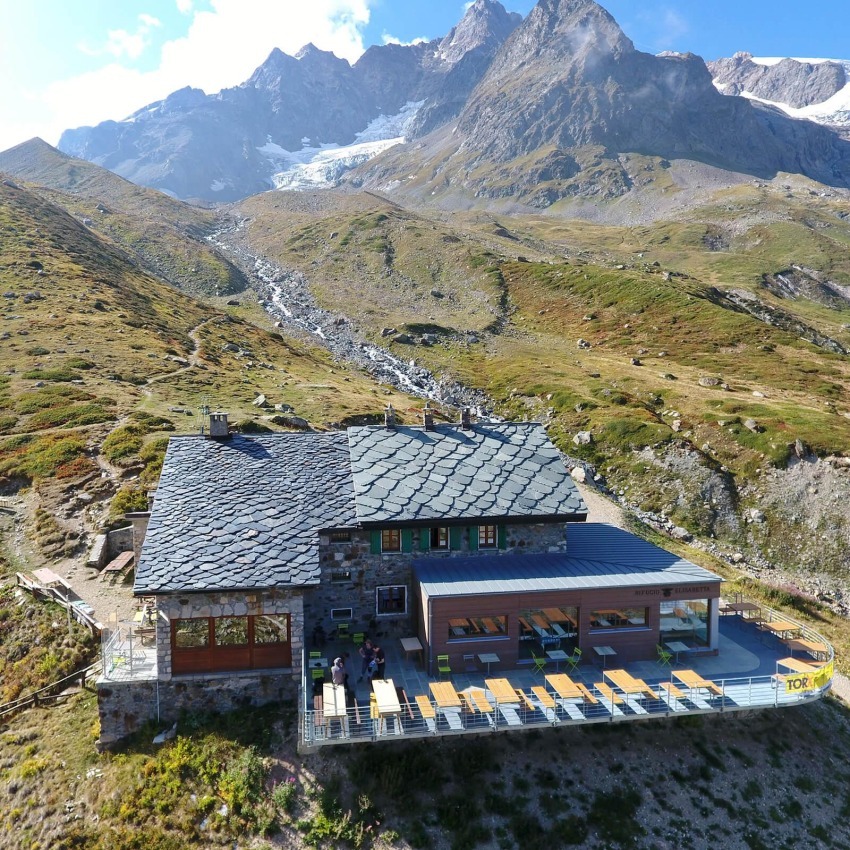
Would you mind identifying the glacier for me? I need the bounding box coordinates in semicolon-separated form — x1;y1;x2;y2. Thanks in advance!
261;101;423;192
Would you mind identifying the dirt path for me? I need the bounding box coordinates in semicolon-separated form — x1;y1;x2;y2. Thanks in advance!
575;481;626;528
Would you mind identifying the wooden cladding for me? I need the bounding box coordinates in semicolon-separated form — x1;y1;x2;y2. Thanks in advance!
171;613;291;674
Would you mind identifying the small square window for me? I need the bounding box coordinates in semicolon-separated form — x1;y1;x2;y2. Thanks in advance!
478;525;497;549
376;586;407;616
329;530;352;543
331;607;353;621
430;527;449;549
381;529;401;552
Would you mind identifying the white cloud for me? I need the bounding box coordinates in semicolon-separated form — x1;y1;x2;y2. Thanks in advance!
176;0;194;13
78;13;162;61
658;9;689;46
381;32;428;47
5;0;374;150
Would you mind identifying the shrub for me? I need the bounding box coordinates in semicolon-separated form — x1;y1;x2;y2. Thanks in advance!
111;487;148;517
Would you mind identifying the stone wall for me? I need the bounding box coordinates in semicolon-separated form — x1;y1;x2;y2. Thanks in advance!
154;589;305;680
304;521;568;638
96;671;296;749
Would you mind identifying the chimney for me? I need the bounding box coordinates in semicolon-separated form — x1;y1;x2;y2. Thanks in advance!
208;412;230;438
423;402;435;431
384;404;396;429
461;408;473;431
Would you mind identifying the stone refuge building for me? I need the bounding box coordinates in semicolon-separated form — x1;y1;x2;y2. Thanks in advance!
97;409;723;745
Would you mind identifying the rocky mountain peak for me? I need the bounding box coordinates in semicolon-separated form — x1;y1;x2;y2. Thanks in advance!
708;53;847;109
436;0;522;66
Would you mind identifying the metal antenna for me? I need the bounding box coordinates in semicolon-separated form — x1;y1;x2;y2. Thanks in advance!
197;397;211;435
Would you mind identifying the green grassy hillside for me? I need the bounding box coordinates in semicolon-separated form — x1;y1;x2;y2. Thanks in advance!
0;139;245;297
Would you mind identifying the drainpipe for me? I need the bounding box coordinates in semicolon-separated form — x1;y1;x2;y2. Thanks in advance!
427;595;433;676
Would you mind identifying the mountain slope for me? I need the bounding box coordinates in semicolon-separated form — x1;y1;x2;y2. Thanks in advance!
709;53;850;138
55;1;521;202
355;0;850;211
0;138;246;296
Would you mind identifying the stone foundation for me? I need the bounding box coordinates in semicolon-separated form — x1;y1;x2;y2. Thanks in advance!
96;671;296;749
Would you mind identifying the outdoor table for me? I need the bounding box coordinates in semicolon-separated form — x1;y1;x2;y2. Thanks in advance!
485;677;518;704
546;649;569;671
784;638;828;661
776;657;820;674
372;678;402;732
673;669;722;696
726;602;760;619
665;641;691;663
593;645;617;668
322;683;349;735
604;669;659;699
400;636;423;665
477;652;500;674
544;673;583;699
429;681;462;708
759;621;802;639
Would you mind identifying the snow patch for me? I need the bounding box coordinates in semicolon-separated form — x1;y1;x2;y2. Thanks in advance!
718;58;850;129
261;101;424;191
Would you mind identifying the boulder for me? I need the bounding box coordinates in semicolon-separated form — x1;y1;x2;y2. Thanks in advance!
570;466;587;483
252;394;267;407
577;338;591;349
222;342;240;352
573;431;593;446
393;333;413;344
744;418;761;433
699;376;722;387
381;327;396;337
272;414;310;430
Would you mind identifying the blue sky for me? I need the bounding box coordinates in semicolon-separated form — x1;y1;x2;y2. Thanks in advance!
0;0;847;153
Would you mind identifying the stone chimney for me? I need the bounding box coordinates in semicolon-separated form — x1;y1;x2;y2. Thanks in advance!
208;412;230;438
423;402;435;431
461;408;473;431
384;404;396;429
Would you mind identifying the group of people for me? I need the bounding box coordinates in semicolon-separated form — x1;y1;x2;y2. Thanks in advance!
328;638;386;693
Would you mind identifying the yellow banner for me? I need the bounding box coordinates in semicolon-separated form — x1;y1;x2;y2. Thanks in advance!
784;661;833;694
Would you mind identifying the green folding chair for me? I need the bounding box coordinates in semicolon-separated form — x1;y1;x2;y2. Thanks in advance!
437;654;452;679
531;652;548;677
656;645;673;667
353;632;365;647
309;650;321;659
336;622;350;639
565;647;582;672
311;667;325;681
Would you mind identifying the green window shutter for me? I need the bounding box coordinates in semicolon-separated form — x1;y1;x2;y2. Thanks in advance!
498;525;507;550
419;529;430;552
370;530;381;554
449;526;462;551
401;528;413;553
468;527;479;551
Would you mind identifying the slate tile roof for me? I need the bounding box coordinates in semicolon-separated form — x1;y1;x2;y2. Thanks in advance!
134;433;355;594
348;422;586;524
414;524;722;597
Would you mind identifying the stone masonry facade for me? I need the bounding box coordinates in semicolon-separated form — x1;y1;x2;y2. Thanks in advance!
304;521;570;638
153;589;305;680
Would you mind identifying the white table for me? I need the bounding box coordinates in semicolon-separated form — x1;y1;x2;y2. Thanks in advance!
477;653;500;674
372;678;402;733
546;649;569;671
593;645;617;668
665;641;690;663
400;636;423;665
322;682;349;736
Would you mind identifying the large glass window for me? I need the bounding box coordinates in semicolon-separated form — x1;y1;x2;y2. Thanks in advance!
376;585;407;615
518;606;578;660
215;616;249;646
659;599;709;647
478;525;497;549
381;529;401;552
254;615;289;645
447;615;507;641
590;608;648;630
174;618;209;648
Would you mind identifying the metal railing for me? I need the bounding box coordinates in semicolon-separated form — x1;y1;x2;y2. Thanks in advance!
298;598;835;750
100;622;158;681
